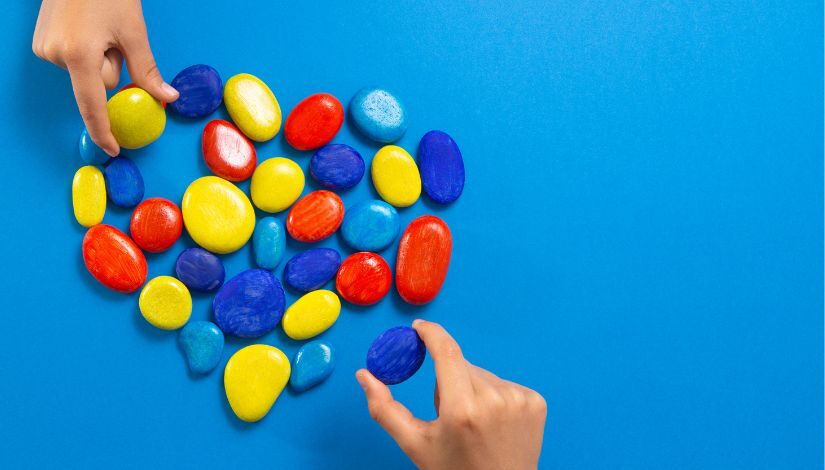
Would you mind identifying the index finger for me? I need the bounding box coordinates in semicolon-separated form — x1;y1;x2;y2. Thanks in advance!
412;320;474;406
67;61;119;156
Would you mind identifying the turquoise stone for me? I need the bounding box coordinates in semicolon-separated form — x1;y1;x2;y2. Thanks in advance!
290;341;334;392
179;321;224;374
340;199;400;252
78;128;112;165
349;87;407;143
253;217;286;270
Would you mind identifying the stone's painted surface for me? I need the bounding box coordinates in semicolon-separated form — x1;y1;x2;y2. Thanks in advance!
82;224;147;293
340;200;399;252
175;248;225;293
78;128;112;164
282;290;341;340
283;248;342;292
250;157;305;213
253;217;286;270
396;216;452;304
310;144;365;190
179;321;224;374
103;156;144;208
119;83;166;108
223;73;281;142
224;345;290;422
213;269;285;338
366;326;426;385
286;190;344;242
336;252;392;306
284;93;344;150
169;64;223;118
290;341;334;392
138;276;192;330
202;119;257;181
72;166;106;227
349;87;407;143
418;130;466;204
129;198;182;253
371;145;421;207
107;87;166;149
181;176;255;254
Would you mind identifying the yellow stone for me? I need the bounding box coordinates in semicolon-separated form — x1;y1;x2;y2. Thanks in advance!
138;276;192;330
371;145;422;207
72;166;106;227
224;345;290;422
224;73;282;142
181;176;255;254
107;88;166;149
282;290;341;340
250;157;305;213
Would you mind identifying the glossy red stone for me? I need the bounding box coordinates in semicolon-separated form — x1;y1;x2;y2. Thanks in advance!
119;83;166;108
286;190;344;243
336;252;392;305
82;224;148;293
395;216;452;305
129;197;183;253
284;93;344;151
202;119;257;181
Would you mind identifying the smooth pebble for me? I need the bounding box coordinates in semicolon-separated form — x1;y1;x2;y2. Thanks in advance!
340;199;399;251
223;73;281;141
213;269;285;338
282;290;341;340
129;198;182;253
336;252;392;306
181;176;255;254
179;321;224;374
202;119;257;181
253;217;286;270
107;87;166;149
350;87;406;143
285;93;344;150
104;156;144;208
283;248;341;292
250;157;305;213
139;276;192;330
366;326;426;385
72;166;106;227
169;64;223;118
371;145;421;207
286;190;344;242
290;341;334;392
175;247;225;292
82;224;147;293
78;128;111;164
224;344;290;422
310;144;365;190
419;130;465;204
396;216;452;304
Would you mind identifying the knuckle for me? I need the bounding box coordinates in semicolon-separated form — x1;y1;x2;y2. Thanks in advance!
528;390;547;413
446;406;478;430
440;341;463;360
42;42;63;62
142;62;161;82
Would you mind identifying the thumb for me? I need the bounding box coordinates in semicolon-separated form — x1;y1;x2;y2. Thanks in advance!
119;27;178;103
356;369;427;452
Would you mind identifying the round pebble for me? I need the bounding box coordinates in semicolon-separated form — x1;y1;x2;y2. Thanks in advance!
72;166;106;227
396;216;452;304
290;341;334;392
336;252;392;306
350;87;407;143
175;248;225;293
371;145;421;207
179;321;224;374
169;64;223;118
202;119;257;181
286;190;344;242
129;198;182;253
104;156;144;208
285;93;344;150
181;176;255;254
419;130;465;204
310;144;365;190
340;200;399;251
283;248;342;292
253;217;286;270
107;87;166;149
213;269;285;338
139;276;192;330
250;157;305;213
366;326;426;385
82;224;147;293
78;128;112;164
223;73;281;142
282;290;341;340
224;344;290;422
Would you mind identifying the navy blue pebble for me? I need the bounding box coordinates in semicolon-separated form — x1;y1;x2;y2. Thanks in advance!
418;130;465;204
366;326;427;385
169;64;223;118
175;248;225;292
283;248;342;292
213;269;285;338
103;156;144;207
310;144;365;190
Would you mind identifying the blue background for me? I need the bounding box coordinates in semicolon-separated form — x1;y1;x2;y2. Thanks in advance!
0;1;822;468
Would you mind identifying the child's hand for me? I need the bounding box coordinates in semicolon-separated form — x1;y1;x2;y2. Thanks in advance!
32;0;178;156
356;320;547;470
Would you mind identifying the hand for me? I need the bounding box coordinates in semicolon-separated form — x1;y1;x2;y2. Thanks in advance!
32;0;178;156
356;320;548;470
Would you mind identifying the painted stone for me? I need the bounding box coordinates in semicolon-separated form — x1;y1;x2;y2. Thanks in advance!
82;224;147;293
72;166;106;227
350;87;407;143
119;83;166;108
181;176;255;254
253;217;286;270
283;248;341;292
290;341;334;392
419;130;466;204
179;321;224;374
250;157;305;213
169;64;223;118
284;93;344;151
336;252;392;306
371;145;421;207
213;269;285;338
282;290;341;340
129;198;182;253
340;200;399;252
223;73;281;142
78;128;112;164
107;87;166;149
224;344;290;422
175;247;225;293
310;144;365;190
286;190;344;243
396;216;452;304
366;326;426;385
202;119;257;181
138;276;192;330
104;156;144;208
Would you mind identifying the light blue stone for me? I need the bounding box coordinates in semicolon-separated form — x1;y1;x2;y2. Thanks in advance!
290;341;334;392
253;217;286;270
349;87;407;143
78;128;111;165
179;321;224;374
340;200;400;252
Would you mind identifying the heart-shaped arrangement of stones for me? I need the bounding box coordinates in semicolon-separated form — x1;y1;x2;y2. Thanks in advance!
72;65;465;422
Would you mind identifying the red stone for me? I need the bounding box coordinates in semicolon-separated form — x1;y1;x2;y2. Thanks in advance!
286;190;344;242
284;93;344;151
201;119;257;181
129;198;183;253
119;83;166;108
336;252;392;305
395;216;452;305
82;224;148;293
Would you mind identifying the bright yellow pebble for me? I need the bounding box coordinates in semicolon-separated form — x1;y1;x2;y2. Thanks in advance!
250;157;305;213
224;345;290;422
107;88;166;149
72;166;106;227
181;176;255;254
282;290;341;340
138;276;192;330
371;145;422;207
224;73;282;142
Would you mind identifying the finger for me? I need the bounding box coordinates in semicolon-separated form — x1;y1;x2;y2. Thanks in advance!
119;25;178;103
433;380;440;416
412;319;474;404
101;48;123;90
67;61;119;156
356;369;427;451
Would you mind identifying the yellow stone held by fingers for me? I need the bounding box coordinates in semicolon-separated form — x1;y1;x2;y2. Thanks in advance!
181;176;255;254
282;290;341;340
224;73;282;142
138;276;192;330
224;345;291;422
250;157;305;213
107;88;166;149
72;166;106;227
371;145;422;207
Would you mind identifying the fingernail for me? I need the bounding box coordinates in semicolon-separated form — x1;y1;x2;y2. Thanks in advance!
104;147;118;157
355;370;368;391
161;82;179;99
412;319;424;328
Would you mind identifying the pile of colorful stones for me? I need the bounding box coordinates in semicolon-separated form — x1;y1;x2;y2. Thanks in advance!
72;65;464;422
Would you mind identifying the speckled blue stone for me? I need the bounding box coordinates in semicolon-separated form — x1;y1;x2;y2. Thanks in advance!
340;200;399;252
78;128;111;165
310;144;365;190
283;248;341;292
175;248;225;292
418;130;466;204
103;156;144;207
168;64;223;118
366;326;426;385
179;321;224;374
349;87;407;143
290;341;335;392
253;217;286;270
213;269;285;338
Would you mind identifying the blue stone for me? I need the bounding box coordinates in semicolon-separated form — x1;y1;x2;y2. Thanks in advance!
340;200;399;252
179;321;224;374
253;217;286;270
349;87;407;143
168;64;223;118
78;128;112;165
175;248;225;292
310;144;365;190
418;130;465;204
213;269;285;338
103;156;144;207
283;248;341;292
290;341;335;392
366;326;426;385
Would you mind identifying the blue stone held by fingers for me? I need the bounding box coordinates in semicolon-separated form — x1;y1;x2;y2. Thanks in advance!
366;326;426;385
168;64;223;118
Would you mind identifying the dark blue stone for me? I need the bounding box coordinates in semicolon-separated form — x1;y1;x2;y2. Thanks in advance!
309;144;365;190
283;248;341;292
103;156;144;207
168;64;223;118
175;248;225;292
366;326;426;385
418;130;465;204
213;269;285;338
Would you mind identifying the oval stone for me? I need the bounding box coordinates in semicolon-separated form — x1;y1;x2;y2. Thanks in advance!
250;157;305;213
175;247;225;292
107;87;166;149
82;224;147;293
129;198;182;253
72;166;106;227
336;252;392;306
179;321;224;374
181;176;255;254
371;145;421;207
310;144;365;190
350;87;407;143
138;276;192;330
253;217;286;270
286;190;344;242
169;64;223;118
285;93;344;150
78;128;112;164
202;119;257;181
419;130;466;204
367;326;427;385
290;341;334;392
223;73;281;142
224;344;290;422
340;200;399;252
283;248;341;292
282;290;341;340
104;156;144;207
396;216;452;304
213;269;285;338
